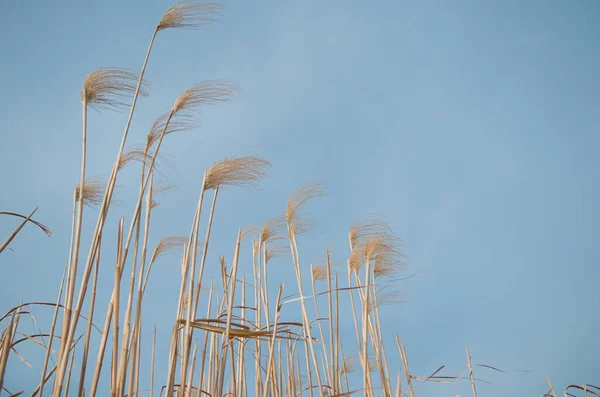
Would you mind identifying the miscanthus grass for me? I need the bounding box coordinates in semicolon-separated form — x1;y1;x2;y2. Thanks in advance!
0;2;596;397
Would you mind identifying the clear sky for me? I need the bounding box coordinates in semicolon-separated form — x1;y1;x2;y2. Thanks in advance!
1;1;599;396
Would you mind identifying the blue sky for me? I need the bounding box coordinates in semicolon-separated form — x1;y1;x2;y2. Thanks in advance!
1;1;599;396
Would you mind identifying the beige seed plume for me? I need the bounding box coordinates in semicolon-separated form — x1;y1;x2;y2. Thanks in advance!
285;182;326;235
259;215;286;246
81;68;149;110
347;219;405;277
157;1;223;31
204;156;271;191
311;265;328;281
171;80;241;115
265;245;289;264
149;236;189;265
118;146;175;176
146;112;198;150
74;180;105;207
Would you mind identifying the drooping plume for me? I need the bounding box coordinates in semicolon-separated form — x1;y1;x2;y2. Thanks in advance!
285;182;326;235
74;180;106;207
259;215;286;246
204;156;271;191
81;68;149;110
171;80;241;116
347;219;405;277
146;112;198;150
157;1;224;31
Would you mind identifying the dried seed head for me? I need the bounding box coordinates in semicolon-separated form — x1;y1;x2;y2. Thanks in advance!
311;265;328;281
259;215;286;245
341;356;357;374
265;245;288;264
146;112;198;150
285;182;326;235
204;156;270;191
74;180;105;207
347;219;405;277
150;236;189;264
81;68;149;110
171;80;241;115
157;1;223;31
118;146;175;176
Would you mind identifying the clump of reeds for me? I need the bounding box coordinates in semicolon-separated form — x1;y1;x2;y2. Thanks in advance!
0;2;595;397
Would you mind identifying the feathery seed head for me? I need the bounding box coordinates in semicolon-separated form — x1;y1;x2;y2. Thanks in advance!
74;180;105;207
157;1;223;31
118;146;175;176
259;215;286;246
204;156;270;191
146;112;198;150
171;80;241;115
265;245;288;264
150;236;189;265
285;182;326;235
311;265;328;281
347;219;405;276
81;68;149;110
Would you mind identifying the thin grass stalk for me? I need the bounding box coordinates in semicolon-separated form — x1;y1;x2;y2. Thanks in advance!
150;325;156;397
309;265;330;382
128;171;155;397
547;376;557;397
305;339;314;397
76;241;101;397
52;29;158;395
133;313;143;397
185;341;198;397
235;277;247;397
62;347;76;397
466;345;478;397
262;284;284;397
197;281;214;394
334;274;341;393
253;242;263;397
216;228;243;396
111;219;125;395
31;365;58;397
325;250;335;395
0;306;21;391
396;337;415;397
288;230;323;396
59;93;88;381
39;266;68;397
0;208;38;254
88;224;129;397
180;173;207;394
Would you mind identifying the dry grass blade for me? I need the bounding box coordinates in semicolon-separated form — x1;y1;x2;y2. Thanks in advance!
0;209;42;255
285;182;326;234
82;68;149;110
0;211;52;237
157;1;224;31
172;80;241;115
204;156;271;191
74;180;105;207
